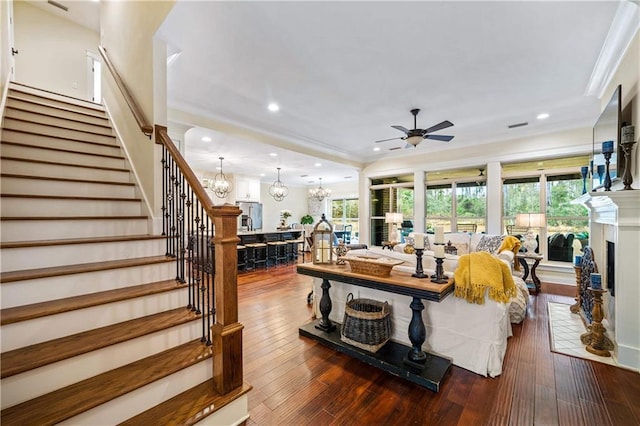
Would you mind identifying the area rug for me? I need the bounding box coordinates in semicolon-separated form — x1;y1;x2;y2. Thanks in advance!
547;301;617;367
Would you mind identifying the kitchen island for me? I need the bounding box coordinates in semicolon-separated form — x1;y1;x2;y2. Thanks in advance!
297;262;454;392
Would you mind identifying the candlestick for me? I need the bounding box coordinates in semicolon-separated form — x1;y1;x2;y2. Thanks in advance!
621;140;636;190
603;151;612;191
602;140;614;154
581;166;588;194
574;255;582;266
412;248;428;279
596;164;605;186
431;257;448;284
435;226;444;244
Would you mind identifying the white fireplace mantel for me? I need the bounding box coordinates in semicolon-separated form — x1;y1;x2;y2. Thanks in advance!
575;189;640;371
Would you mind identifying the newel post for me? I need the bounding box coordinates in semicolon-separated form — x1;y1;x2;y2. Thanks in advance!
211;204;243;394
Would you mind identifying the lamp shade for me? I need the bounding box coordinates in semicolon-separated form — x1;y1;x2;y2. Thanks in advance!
515;213;546;228
385;212;403;224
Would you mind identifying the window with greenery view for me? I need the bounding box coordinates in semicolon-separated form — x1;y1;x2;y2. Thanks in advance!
426;179;486;233
331;198;359;240
546;173;589;257
370;175;413;246
503;177;541;232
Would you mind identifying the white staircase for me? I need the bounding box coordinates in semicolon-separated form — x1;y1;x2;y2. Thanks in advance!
0;83;248;425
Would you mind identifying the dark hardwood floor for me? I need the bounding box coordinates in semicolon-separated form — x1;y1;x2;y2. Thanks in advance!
238;265;640;426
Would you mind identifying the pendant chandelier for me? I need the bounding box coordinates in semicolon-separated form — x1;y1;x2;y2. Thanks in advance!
212;157;232;198
269;167;288;202
309;177;331;201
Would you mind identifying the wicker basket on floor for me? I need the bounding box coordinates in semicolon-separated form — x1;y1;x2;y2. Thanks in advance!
341;293;391;353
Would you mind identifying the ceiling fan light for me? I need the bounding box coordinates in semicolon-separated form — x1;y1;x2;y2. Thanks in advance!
407;135;422;146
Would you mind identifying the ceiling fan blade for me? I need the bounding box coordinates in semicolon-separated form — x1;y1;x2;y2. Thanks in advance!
388;146;402;151
425;134;454;142
375;137;404;143
424;120;454;134
391;125;409;133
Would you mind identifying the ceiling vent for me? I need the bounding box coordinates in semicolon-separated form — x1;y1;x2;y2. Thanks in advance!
48;0;68;12
508;122;528;129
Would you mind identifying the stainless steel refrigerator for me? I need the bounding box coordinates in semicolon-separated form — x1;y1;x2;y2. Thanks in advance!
237;202;263;231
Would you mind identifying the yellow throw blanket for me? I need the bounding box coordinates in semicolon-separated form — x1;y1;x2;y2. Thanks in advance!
454;251;517;305
498;235;522;271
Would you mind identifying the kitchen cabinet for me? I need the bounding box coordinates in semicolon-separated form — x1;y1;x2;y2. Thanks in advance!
236;177;261;202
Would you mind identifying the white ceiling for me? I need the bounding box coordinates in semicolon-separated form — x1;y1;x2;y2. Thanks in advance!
32;0;638;188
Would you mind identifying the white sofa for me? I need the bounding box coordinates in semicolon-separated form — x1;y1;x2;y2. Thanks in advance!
319;233;529;377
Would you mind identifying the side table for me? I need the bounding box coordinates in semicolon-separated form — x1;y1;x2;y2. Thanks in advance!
517;253;543;294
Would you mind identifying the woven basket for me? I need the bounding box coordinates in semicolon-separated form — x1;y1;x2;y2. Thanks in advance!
344;256;403;277
341;293;391;353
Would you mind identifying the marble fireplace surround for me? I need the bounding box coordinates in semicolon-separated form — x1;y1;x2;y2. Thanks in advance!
576;190;640;371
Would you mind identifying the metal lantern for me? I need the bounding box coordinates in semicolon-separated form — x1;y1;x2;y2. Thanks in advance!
313;213;334;264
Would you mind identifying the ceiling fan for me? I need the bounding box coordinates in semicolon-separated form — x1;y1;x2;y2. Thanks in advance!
376;109;454;150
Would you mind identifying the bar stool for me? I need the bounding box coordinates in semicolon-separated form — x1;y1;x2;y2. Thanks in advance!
245;243;267;269
275;241;288;265
237;245;247;272
286;239;297;263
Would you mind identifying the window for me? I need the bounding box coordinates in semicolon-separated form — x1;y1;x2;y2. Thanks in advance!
503;177;541;233
370;175;413;246
425;168;486;233
331;198;359;242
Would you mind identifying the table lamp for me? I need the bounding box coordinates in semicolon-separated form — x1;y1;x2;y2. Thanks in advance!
385;212;403;243
515;213;546;254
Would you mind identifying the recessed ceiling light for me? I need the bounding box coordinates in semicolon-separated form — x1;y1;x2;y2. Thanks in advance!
537;113;550;120
201;136;212;142
267;103;280;112
260;173;265;177
216;166;222;170
373;147;381;152
314;163;322;167
269;152;278;157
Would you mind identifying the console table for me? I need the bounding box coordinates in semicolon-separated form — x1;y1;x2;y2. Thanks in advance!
297;263;454;392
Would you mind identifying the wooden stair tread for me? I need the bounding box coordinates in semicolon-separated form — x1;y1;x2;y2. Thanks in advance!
1;279;184;325
3;116;115;139
1;140;125;159
0;172;135;186
0;155;128;172
10;83;105;111
0;234;165;249
7;94;108;120
0;193;141;202
0;255;172;283
5;105;112;129
2;128;119;148
0;339;211;425
1;308;202;378
119;381;252;426
1;215;147;221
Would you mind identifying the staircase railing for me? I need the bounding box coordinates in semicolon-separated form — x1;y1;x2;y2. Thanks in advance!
99;43;243;394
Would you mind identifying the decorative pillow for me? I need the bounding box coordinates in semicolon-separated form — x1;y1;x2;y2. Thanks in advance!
450;242;469;255
476;235;505;254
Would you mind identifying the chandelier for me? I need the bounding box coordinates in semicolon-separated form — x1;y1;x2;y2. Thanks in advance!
309;177;331;201
269;167;289;201
212;157;232;198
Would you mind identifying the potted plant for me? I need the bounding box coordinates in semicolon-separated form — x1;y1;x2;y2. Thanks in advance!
300;214;314;225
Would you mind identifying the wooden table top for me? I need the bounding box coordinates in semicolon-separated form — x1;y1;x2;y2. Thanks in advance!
297;262;454;302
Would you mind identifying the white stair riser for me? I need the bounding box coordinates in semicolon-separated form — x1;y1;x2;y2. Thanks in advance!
8;87;104;114
1;321;206;409
1;288;189;351
6;97;109;126
0;217;148;243
4;108;113;137
0;159;131;183
0;176;136;198
1;262;175;307
1;129;120;156
1;239;166;272
3;118;116;145
58;359;213;426
1;144;125;169
1;197;142;218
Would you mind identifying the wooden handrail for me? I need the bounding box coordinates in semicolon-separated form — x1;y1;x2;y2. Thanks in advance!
155;125;216;211
98;45;154;137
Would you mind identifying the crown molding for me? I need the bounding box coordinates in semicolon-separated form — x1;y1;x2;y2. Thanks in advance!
585;1;640;99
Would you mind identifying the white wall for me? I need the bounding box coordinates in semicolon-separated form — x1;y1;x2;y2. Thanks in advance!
260;184;309;231
0;0;14;102
13;1;98;99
